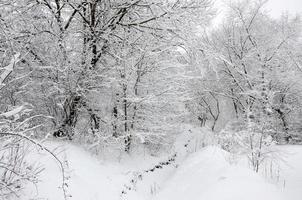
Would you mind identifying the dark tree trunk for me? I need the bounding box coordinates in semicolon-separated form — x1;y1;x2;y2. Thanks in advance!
274;107;290;141
82;0;88;68
54;94;101;138
54;95;82;139
112;93;119;137
112;105;118;137
212;117;217;131
123;83;131;152
89;0;97;69
86;107;100;134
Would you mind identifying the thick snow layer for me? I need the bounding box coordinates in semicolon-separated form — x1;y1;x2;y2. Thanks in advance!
153;146;284;200
23;139;302;200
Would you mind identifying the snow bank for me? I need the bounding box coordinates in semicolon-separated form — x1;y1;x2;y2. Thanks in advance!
153;146;284;200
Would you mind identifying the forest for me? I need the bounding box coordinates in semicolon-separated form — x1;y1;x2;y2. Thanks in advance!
0;0;301;199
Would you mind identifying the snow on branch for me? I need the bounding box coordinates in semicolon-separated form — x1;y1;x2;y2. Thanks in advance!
0;132;69;200
0;105;30;118
0;53;21;89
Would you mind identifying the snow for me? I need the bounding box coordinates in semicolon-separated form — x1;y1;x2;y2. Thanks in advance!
24;142;127;200
278;145;302;200
1;105;27;118
23;138;302;200
24;141;173;200
0;53;20;86
153;146;283;200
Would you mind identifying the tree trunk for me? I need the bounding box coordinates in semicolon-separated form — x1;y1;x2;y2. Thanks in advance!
123;83;131;152
54;95;82;139
211;117;217;131
89;0;97;69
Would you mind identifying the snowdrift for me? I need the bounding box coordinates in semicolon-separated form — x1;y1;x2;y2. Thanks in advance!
153;146;284;200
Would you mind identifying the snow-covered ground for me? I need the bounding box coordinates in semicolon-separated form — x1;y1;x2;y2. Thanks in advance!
24;142;127;200
24;141;176;200
153;146;283;200
278;145;302;200
23;136;302;200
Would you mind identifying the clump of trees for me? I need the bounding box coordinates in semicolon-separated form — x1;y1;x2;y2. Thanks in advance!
0;0;214;151
0;0;214;197
185;0;302;172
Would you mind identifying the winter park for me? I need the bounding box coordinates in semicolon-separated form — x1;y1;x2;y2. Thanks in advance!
1;0;302;199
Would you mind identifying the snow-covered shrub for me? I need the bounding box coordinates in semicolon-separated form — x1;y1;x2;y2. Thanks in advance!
0;106;42;199
218;119;277;173
0;139;41;199
0;104;71;199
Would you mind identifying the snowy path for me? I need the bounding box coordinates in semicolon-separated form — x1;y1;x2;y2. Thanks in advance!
278;145;302;200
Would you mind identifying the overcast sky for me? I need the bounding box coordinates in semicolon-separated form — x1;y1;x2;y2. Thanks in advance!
264;0;302;17
212;0;302;26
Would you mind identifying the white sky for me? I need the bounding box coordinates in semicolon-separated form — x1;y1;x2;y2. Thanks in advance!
212;0;302;26
265;0;302;18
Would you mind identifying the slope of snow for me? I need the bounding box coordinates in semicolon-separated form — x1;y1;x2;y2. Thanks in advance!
153;146;284;200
